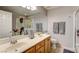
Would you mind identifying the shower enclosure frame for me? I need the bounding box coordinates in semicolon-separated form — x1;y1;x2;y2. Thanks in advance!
73;8;79;53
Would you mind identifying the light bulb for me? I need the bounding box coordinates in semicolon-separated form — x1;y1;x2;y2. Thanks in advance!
27;6;31;10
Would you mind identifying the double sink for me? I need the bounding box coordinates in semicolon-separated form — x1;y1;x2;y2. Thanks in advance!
0;35;29;53
0;34;46;53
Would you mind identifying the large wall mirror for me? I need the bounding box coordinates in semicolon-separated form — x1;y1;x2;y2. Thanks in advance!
15;16;32;35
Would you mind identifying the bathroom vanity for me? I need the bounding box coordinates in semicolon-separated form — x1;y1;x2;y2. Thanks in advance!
0;34;51;53
24;35;51;53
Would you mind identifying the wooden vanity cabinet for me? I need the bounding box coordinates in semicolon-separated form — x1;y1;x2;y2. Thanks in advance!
45;38;51;53
36;40;44;50
36;40;45;53
24;46;35;53
24;36;51;53
36;47;44;53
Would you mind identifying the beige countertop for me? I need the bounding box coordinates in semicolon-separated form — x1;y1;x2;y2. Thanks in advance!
0;34;50;53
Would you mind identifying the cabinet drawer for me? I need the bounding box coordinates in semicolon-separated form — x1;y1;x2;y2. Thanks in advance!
36;40;44;50
36;46;44;53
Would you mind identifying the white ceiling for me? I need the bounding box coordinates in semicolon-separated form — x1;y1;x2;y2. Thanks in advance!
0;6;41;16
0;6;60;16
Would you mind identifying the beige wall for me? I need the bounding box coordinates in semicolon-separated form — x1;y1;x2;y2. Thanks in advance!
47;7;79;51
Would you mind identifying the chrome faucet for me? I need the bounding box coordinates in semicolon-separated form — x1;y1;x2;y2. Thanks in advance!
9;31;17;44
10;39;17;44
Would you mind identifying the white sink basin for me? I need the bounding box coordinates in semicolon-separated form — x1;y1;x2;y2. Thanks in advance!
4;42;26;52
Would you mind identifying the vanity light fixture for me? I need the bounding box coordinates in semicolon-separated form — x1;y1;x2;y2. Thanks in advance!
22;6;37;11
27;6;37;11
26;6;31;10
30;6;37;11
22;5;26;8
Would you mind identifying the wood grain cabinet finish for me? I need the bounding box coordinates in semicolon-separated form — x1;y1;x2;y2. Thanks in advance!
36;47;44;53
24;36;51;53
36;40;44;50
45;38;51;53
25;46;35;53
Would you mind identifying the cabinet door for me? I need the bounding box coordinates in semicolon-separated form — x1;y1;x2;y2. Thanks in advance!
26;46;35;53
36;47;44;53
47;39;51;52
36;40;44;50
45;38;51;53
